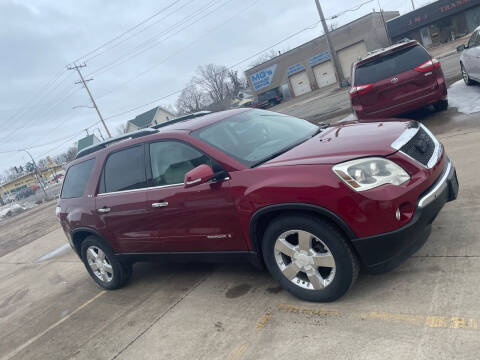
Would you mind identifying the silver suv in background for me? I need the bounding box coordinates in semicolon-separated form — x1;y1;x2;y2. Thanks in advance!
458;26;480;85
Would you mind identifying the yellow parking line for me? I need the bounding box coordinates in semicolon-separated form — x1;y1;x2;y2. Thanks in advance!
255;312;272;330
278;304;479;331
226;343;248;360
1;290;106;360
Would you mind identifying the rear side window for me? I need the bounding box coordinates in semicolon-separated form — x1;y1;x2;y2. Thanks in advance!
101;145;147;193
354;45;431;85
61;159;95;199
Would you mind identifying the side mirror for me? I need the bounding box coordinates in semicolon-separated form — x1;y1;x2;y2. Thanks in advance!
457;44;467;52
184;164;215;188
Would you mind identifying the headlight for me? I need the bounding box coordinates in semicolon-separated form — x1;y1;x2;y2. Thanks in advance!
332;157;410;192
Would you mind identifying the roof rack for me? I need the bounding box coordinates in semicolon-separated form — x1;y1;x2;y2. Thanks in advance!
75;128;157;159
151;111;211;129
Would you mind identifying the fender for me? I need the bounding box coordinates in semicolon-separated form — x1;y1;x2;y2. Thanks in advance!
71;226;111;255
249;203;357;253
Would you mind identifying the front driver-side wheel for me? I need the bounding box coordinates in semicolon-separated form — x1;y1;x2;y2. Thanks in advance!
81;236;132;290
462;63;474;86
262;215;359;302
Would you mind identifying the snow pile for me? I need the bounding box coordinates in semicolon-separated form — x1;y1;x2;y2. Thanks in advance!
448;80;480;114
0;203;32;220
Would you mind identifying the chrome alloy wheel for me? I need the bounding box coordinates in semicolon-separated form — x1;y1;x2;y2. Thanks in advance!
274;230;336;290
86;246;114;283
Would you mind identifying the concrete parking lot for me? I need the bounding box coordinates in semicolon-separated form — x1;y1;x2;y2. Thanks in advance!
1;103;480;359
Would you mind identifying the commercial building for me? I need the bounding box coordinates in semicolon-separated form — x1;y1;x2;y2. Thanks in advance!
245;11;399;99
387;0;480;47
0;164;64;198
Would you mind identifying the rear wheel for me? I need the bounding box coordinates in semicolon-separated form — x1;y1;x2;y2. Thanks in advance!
462;63;474;86
81;236;132;290
434;99;448;112
262;215;359;302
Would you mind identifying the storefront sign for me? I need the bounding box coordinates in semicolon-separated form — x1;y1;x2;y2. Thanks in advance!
387;0;480;38
250;64;278;91
287;63;305;75
309;51;330;66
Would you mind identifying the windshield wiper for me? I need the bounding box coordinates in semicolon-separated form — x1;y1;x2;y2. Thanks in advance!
252;137;311;167
251;125;328;167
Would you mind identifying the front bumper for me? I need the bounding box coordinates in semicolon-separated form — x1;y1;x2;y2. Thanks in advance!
351;159;458;274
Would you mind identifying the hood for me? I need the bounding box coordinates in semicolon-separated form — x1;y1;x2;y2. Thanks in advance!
262;120;411;167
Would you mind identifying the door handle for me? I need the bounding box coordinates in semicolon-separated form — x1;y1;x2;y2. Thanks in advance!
152;202;169;208
97;207;111;213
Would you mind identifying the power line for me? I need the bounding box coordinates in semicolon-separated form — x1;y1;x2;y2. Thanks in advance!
0;123;97;155
88;0;225;77
69;0;183;65
83;0;196;64
95;0;255;101
326;0;375;19
0;70;72;134
0;74;78;142
104;18;322;121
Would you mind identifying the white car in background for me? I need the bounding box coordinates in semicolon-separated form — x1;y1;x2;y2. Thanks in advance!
459;26;480;85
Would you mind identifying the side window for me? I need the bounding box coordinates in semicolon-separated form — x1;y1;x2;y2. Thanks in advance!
61;159;95;199
149;141;211;186
102;145;147;193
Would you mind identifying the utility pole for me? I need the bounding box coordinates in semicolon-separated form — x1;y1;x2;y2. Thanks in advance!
68;63;112;138
411;0;415;10
314;0;345;87
23;150;48;200
378;0;392;46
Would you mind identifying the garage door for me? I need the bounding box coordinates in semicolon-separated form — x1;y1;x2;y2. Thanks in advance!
313;61;336;88
338;41;368;79
289;71;312;97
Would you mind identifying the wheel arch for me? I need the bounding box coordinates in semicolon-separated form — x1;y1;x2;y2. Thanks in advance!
249;203;357;256
71;227;111;256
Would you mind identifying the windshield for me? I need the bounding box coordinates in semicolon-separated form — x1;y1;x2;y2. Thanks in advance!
192;109;318;167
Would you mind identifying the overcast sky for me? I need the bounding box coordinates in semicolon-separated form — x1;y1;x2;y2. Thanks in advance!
0;0;434;174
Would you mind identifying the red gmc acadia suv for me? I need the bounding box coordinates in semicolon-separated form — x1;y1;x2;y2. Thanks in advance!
57;109;458;302
350;40;448;120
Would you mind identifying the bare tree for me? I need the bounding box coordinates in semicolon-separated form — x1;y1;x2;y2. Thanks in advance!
249;49;280;68
175;82;208;115
37;158;48;170
227;70;245;97
195;64;230;106
54;145;78;165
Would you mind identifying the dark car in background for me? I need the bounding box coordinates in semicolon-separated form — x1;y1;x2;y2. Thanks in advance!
350;40;448;120
459;26;480;86
254;88;283;109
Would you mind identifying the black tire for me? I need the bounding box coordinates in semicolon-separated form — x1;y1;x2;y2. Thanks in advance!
262;215;359;302
434;99;448;112
80;236;132;290
461;63;474;86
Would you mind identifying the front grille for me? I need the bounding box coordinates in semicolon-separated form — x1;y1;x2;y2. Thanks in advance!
400;127;435;166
